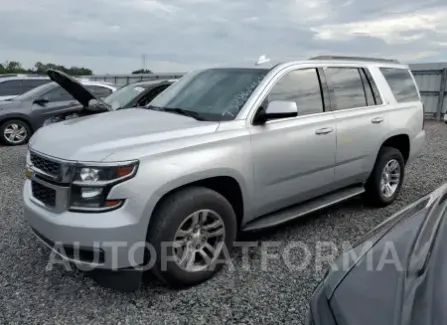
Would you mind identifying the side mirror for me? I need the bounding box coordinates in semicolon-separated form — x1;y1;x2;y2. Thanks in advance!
33;98;49;106
254;100;298;124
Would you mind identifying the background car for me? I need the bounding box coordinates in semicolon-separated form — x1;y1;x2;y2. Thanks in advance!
102;79;177;109
0;75;51;101
43;70;176;124
0;77;117;145
307;182;447;325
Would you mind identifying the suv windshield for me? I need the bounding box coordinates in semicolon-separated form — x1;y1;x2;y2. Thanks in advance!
148;68;269;121
11;82;56;101
103;83;149;110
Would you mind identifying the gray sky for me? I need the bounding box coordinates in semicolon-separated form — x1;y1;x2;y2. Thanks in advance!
1;0;446;74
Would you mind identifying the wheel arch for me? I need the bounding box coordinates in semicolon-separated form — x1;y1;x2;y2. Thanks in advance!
379;133;410;163
147;170;249;230
0;114;34;132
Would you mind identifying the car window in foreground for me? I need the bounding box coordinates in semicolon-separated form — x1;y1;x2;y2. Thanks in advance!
149;68;269;121
380;68;420;102
103;83;148;110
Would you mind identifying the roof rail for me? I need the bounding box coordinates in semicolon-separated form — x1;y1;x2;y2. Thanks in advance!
309;55;400;63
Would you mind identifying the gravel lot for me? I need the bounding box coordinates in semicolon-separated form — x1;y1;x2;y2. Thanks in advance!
0;121;446;325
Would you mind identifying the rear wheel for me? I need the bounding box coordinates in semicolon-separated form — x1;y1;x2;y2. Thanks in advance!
364;147;405;207
0;119;31;146
146;187;237;287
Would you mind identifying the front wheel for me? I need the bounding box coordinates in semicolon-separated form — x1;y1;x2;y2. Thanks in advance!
364;147;405;207
146;187;237;287
0;119;31;146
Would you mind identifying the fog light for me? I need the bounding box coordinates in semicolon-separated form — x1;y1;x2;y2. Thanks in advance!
81;187;103;199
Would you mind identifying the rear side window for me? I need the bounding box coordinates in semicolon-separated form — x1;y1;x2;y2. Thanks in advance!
86;85;113;98
380;68;419;102
363;69;383;105
0;80;23;96
324;68;366;110
324;67;383;110
23;79;50;92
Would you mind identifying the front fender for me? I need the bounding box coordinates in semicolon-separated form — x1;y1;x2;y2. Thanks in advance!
154;167;249;204
140;168;251;225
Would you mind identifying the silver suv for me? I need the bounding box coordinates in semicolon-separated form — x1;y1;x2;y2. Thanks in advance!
23;56;425;290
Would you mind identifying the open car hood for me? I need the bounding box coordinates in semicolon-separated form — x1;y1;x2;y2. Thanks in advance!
47;69;111;112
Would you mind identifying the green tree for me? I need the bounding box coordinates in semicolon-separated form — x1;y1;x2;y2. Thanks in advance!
0;60;94;75
2;61;26;73
132;69;153;74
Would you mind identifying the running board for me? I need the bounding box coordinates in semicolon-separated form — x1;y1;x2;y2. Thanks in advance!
242;185;365;231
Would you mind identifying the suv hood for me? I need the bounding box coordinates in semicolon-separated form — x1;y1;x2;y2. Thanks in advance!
47;69;111;112
29;108;219;161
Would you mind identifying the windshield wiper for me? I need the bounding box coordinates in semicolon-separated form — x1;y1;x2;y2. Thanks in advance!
146;106;206;121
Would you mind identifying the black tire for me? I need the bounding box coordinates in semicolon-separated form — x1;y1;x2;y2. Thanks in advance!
364;147;405;207
0;119;32;146
146;186;237;288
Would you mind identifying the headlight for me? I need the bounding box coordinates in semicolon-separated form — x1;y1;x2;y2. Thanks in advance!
73;164;137;183
69;161;138;212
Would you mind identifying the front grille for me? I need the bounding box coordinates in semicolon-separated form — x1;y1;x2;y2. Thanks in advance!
31;181;56;207
30;152;61;178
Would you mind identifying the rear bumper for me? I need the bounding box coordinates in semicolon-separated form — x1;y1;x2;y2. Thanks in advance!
408;130;426;163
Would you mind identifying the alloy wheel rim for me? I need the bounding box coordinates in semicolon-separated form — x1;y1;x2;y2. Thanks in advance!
173;209;225;272
4;123;27;144
380;159;401;198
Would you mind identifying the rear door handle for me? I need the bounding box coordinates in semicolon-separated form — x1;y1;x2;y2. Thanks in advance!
315;127;334;135
371;117;384;124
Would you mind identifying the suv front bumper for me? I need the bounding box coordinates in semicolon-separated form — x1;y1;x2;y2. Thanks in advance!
23;179;149;270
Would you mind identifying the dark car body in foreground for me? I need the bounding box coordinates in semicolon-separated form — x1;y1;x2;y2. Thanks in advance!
307;183;447;325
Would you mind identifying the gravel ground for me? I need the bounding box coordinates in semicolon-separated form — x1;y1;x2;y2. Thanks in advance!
1;121;446;325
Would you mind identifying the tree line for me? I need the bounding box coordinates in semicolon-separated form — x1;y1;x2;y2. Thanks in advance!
0;60;154;76
1;61;94;76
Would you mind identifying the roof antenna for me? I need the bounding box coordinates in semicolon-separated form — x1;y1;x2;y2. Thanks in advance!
255;55;270;66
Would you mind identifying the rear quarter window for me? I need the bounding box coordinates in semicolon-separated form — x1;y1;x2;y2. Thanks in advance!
380;68;420;102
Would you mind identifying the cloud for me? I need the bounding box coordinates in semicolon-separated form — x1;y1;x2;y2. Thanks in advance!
0;0;446;73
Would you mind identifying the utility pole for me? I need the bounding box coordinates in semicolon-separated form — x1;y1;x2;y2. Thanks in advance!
141;54;146;71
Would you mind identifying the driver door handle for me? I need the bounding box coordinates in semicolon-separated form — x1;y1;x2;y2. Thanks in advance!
371;117;384;124
315;127;334;135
